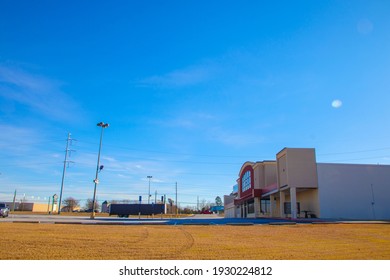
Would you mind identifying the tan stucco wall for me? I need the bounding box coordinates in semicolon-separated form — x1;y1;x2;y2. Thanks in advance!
277;148;318;189
296;189;320;217
33;203;53;212
253;161;277;189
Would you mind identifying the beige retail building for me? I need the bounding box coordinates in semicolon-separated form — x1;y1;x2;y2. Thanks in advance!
224;148;390;220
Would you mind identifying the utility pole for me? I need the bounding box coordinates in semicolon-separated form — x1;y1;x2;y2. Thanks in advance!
47;196;51;213
175;182;178;216
147;176;152;204
12;189;16;212
58;133;75;215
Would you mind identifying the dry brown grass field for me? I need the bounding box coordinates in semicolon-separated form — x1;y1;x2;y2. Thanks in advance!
1;223;389;260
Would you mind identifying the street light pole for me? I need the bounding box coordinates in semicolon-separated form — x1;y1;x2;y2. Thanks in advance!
147;176;152;204
91;122;109;219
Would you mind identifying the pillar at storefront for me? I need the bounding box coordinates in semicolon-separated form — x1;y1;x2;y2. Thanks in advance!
254;197;261;217
279;191;285;218
290;187;297;219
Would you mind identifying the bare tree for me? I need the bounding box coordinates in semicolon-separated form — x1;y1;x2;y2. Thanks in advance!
85;198;100;212
199;199;211;210
62;197;80;212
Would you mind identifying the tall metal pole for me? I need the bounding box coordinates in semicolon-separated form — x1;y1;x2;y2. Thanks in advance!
12;189;16;212
147;176;152;204
47;196;51;214
175;182;178;216
91;122;109;219
58;133;71;215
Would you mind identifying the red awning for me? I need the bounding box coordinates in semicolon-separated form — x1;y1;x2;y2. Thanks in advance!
262;183;278;194
234;189;262;205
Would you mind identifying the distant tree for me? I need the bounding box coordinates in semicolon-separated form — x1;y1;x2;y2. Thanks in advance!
62;197;80;212
199;199;211;210
181;207;193;214
85;198;100;211
215;196;223;206
19;197;28;211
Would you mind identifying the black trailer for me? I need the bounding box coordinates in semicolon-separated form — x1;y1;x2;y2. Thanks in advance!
109;203;165;217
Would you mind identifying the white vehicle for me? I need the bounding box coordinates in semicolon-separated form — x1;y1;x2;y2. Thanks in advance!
0;203;10;218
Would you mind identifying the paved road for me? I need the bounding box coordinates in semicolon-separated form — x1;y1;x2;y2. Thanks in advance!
0;214;168;224
2;213;387;225
0;213;280;225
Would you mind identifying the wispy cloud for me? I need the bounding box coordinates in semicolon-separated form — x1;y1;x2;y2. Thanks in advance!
137;61;219;88
152;111;265;147
0;65;80;121
208;126;265;147
152;112;219;129
0;124;39;153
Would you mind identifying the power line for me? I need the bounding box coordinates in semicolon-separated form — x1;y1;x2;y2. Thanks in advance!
318;147;390;156
320;155;390;163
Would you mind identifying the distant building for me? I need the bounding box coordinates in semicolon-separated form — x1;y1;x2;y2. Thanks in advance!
224;184;238;218
101;201;109;213
210;205;224;214
225;147;390;220
1;201;55;213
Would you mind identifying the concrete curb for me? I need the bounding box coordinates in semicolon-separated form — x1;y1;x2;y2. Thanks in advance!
311;222;340;224
13;221;40;224
182;223;212;226
269;222;297;225
226;223;254;226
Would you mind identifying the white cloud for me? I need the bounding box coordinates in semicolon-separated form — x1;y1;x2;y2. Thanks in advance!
0;124;39;153
0;65;80;121
331;99;343;108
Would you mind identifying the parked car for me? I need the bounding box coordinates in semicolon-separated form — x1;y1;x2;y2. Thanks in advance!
0;203;10;218
84;208;99;213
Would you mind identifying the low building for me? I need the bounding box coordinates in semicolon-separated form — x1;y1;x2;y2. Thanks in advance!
226;147;390;220
1;201;56;213
210;205;224;214
101;201;109;213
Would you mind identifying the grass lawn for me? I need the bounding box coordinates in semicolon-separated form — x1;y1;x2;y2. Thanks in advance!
1;223;389;260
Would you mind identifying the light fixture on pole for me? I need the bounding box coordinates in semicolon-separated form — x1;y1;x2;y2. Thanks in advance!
147;175;152;204
91;122;109;219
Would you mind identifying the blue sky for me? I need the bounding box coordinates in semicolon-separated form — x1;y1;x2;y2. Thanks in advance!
1;0;390;208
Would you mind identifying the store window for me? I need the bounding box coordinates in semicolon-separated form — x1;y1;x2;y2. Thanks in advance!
241;170;251;192
261;200;270;214
248;202;255;214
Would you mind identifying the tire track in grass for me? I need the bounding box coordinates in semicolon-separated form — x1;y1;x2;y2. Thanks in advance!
131;227;149;244
167;227;195;259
